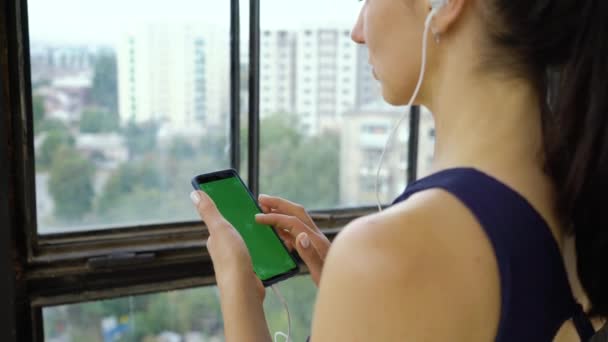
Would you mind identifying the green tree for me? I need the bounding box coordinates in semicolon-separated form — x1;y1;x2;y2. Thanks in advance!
260;114;301;150
169;136;195;160
37;118;69;134
32;94;45;129
91;52;118;113
37;129;74;171
48;147;94;222
201;133;229;167
123;120;159;158
96;159;163;219
259;114;340;209
80;108;119;133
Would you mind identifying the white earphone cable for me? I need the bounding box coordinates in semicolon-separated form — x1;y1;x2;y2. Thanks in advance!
375;9;438;212
272;284;292;342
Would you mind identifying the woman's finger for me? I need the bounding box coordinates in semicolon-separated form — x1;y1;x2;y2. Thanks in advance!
260;204;271;214
191;191;226;233
276;226;294;242
255;213;310;237
255;213;327;250
283;239;294;252
294;232;324;286
258;194;317;229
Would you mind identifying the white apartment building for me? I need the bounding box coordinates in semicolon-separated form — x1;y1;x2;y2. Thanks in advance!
117;23;229;135
355;46;381;108
29;44;100;88
295;27;358;135
340;102;435;206
260;30;297;118
260;27;359;136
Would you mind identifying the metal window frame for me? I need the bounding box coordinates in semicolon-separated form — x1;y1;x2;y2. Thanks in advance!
248;0;261;196
0;0;422;340
1;0;247;264
408;106;420;183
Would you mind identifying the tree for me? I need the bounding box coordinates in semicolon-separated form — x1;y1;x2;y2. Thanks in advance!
80;108;119;133
96;159;163;222
259;114;340;209
37;118;69;134
48;147;94;222
32;94;45;129
260;113;301;150
201;133;229;167
37;129;74;170
123;120;159;158
169;136;195;160
91;52;118;113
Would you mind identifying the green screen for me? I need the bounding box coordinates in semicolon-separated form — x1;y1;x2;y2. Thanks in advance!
199;177;297;281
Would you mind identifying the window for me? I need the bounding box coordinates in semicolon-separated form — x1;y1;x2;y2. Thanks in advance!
30;0;231;233
258;0;413;209
1;0;424;340
43;276;316;342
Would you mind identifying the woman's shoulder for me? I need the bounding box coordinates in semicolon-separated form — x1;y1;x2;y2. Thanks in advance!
312;188;500;341
337;187;496;261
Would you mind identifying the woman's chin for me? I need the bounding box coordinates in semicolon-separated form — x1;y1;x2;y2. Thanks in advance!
381;87;410;106
381;84;420;106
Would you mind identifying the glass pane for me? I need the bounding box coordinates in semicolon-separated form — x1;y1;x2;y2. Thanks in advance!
29;0;231;233
43;276;317;341
257;0;436;209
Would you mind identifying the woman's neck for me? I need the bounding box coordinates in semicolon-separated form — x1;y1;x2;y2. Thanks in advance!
424;65;545;174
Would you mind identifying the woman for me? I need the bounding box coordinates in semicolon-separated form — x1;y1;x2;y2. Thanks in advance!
189;0;608;340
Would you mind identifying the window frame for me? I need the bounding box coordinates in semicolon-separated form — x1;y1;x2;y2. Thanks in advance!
0;0;421;340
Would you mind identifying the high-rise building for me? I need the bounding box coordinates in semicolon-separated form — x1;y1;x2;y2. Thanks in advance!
355;45;381;108
295;27;358;135
117;23;229;135
259;27;360;136
260;30;297;118
340;101;435;206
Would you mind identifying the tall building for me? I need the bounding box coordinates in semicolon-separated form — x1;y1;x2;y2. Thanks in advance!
355;46;381;108
117;23;229;135
30;44;96;82
259;27;360;136
260;30;297;117
340;101;435;206
295;27;358;135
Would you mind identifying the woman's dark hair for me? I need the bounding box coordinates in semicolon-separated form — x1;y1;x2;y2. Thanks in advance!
482;0;608;317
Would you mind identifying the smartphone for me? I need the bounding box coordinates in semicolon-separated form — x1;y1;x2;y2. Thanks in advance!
191;169;299;286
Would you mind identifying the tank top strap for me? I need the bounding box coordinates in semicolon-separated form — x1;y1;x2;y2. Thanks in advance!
392;167;594;341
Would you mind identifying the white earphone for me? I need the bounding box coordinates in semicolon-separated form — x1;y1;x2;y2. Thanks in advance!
374;0;449;211
429;0;448;11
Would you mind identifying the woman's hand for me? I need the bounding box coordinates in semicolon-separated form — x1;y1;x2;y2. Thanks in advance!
190;190;265;301
255;194;331;286
191;190;271;342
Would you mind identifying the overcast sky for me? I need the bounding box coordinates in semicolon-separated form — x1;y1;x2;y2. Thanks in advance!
28;0;363;45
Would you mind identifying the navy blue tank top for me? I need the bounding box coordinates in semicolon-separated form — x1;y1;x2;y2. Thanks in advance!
391;168;595;341
306;167;595;341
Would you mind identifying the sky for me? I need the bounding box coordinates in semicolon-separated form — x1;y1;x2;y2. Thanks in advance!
28;0;363;46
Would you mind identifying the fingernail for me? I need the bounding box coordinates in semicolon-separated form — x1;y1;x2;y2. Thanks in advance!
299;233;310;249
190;191;201;205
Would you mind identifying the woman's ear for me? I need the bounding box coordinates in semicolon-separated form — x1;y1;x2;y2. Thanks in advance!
428;0;467;35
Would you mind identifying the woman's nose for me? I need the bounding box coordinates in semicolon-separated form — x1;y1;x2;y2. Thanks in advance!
351;10;365;44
